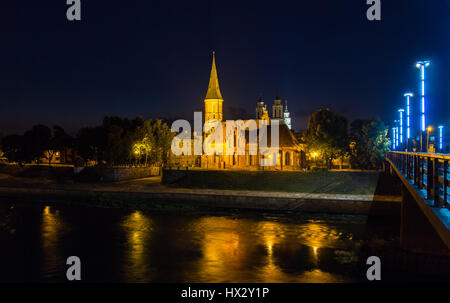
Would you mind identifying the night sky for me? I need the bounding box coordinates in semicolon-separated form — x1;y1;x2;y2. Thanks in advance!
1;0;449;135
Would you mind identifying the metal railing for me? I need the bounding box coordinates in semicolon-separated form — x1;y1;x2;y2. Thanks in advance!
387;151;449;208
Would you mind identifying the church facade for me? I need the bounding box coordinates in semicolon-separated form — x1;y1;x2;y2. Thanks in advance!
170;53;304;171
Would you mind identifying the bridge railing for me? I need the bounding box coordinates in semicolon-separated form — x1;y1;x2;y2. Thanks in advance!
387;151;449;208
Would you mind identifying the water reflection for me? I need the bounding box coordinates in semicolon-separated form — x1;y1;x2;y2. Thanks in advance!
3;204;372;282
191;216;356;282
41;205;66;278
121;210;153;282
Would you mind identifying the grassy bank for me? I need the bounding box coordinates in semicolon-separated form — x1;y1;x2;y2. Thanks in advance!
167;170;380;195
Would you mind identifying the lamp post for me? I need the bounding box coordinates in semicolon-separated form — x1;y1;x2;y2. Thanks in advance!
398;109;405;149
392;127;396;150
394;120;399;149
416;60;431;151
438;125;444;152
427;126;432;153
396;126;399;149
404;93;413;150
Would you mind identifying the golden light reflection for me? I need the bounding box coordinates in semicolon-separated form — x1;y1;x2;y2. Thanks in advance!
299;222;339;249
256;221;289;282
313;246;318;257
41;205;65;277
121;210;153;282
197;217;242;278
189;216;353;283
299;269;345;283
258;221;282;256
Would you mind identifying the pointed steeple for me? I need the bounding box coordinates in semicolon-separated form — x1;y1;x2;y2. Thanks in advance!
205;51;223;100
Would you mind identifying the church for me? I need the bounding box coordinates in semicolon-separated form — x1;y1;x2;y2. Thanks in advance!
170;52;304;170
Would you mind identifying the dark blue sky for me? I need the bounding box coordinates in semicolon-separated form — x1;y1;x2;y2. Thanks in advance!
1;0;449;135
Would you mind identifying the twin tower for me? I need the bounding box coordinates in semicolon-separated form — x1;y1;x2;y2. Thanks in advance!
204;52;292;130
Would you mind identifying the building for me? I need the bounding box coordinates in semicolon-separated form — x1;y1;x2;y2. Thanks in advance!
170;52;303;170
283;101;292;130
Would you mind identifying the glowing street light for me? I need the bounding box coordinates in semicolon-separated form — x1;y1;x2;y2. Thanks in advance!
416;60;431;132
392;127;396;150
427;126;433;153
403;93;413;140
438;125;444;151
398;109;405;145
394;120;399;148
396;126;399;148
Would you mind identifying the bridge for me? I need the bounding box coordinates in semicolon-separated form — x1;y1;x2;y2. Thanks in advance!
385;151;450;257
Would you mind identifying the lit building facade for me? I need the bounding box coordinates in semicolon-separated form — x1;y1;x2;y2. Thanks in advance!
170;52;303;170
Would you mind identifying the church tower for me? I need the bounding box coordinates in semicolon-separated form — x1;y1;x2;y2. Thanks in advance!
204;52;224;122
272;96;283;119
256;97;265;119
284;100;292;130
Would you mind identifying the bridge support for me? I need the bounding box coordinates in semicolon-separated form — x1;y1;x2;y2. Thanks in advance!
401;184;450;256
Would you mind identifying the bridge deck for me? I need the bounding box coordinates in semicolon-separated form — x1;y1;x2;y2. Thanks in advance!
387;152;450;251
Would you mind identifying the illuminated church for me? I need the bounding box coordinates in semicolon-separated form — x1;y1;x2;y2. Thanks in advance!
171;52;303;170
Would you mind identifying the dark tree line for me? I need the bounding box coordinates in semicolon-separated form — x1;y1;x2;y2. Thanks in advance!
303;109;391;169
1;116;174;167
2;125;72;165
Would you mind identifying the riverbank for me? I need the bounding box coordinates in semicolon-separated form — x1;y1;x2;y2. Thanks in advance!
163;170;380;195
0;172;401;215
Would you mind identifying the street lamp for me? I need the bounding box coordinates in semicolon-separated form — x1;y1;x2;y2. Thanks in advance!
404;93;413;145
396;126;399;148
416;60;431;151
394;120;399;149
392;127;396;150
438;125;444;152
427;126;432;153
398;109;405;147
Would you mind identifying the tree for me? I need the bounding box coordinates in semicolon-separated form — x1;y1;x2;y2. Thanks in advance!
134;119;174;166
102;116;145;165
150;119;174;166
50;125;74;164
72;116;174;167
350;118;391;169
304;109;349;168
2;134;25;163
23;125;52;163
76;126;107;164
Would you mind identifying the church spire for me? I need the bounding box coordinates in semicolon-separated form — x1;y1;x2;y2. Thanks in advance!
205;51;223;100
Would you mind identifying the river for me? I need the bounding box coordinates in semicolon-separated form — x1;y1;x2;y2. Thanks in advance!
0;201;400;282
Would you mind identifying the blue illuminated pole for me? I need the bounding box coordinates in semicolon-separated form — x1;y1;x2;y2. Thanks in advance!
404;93;413;140
398;109;404;147
396;126;399;148
416;60;431;151
392;127;396;150
438;125;444;152
394;120;399;148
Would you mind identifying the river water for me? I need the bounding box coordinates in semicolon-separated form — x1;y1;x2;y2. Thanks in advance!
0;202;399;282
